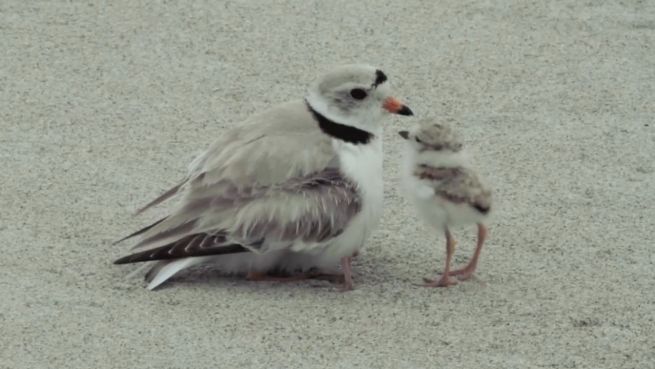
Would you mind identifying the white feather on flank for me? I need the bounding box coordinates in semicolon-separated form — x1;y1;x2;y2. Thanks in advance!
125;262;152;280
146;257;208;290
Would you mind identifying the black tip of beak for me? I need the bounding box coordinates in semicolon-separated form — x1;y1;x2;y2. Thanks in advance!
398;131;410;139
396;105;413;116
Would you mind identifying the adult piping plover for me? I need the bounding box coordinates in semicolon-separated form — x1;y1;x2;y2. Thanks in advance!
398;119;491;287
114;64;413;291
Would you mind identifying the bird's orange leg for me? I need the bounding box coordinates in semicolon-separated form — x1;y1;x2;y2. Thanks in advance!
448;223;487;280
339;256;354;291
423;228;458;287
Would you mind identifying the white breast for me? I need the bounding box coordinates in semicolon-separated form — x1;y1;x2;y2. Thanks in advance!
308;137;384;268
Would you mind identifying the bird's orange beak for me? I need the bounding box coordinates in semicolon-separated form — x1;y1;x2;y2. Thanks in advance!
383;97;413;116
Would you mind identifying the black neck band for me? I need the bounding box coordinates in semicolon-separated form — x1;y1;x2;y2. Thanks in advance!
306;102;373;145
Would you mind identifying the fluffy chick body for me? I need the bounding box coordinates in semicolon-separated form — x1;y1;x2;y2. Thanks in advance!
399;119;491;287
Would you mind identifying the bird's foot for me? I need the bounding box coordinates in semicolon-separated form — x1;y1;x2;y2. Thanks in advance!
339;279;354;292
422;275;458;288
447;265;476;281
307;271;345;284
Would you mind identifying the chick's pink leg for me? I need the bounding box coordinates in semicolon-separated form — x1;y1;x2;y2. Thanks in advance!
423;228;458;287
448;223;487;280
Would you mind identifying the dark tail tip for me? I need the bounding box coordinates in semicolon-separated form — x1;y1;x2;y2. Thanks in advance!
474;204;491;214
113;255;133;265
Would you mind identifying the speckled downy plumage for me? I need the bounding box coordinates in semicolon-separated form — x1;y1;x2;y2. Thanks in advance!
399;118;491;287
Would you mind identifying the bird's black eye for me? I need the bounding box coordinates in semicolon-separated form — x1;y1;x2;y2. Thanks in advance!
350;88;367;100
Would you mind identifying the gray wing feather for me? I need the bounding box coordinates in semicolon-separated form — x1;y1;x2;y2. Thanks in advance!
134;182;184;215
226;168;361;249
115;168;360;263
417;166;492;213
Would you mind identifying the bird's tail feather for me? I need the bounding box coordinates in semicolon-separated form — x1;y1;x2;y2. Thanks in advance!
112;217;168;245
134;181;185;216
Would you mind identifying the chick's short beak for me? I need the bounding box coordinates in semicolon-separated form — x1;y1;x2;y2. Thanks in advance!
383;97;413;116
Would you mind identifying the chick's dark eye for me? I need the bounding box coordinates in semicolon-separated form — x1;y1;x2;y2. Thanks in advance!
350;88;367;100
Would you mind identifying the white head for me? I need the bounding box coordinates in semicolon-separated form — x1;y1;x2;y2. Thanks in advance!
398;118;467;167
306;64;413;134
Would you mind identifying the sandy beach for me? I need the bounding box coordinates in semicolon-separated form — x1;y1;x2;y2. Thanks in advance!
1;1;654;368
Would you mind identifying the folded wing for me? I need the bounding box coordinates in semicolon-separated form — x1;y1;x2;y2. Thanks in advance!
114;100;362;264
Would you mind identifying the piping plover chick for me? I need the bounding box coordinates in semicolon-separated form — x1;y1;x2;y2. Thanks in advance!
398;119;491;287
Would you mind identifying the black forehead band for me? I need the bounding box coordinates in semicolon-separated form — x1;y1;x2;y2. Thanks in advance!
373;69;387;87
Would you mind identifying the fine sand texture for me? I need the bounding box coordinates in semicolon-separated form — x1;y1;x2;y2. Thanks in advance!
1;1;654;368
